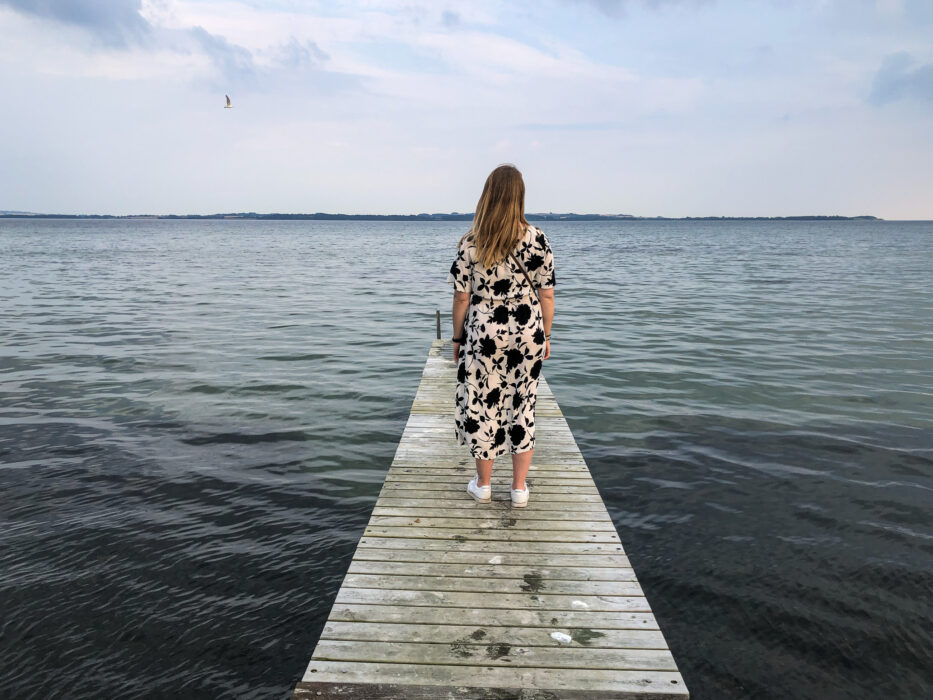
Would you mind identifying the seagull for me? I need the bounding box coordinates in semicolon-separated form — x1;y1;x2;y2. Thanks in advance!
224;94;233;108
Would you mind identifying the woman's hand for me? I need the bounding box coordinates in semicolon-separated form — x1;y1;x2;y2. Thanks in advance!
453;342;461;364
543;339;550;360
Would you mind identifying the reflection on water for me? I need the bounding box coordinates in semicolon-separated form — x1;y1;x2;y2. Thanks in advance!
1;218;931;699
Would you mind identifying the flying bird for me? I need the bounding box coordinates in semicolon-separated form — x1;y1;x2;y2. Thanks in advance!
225;95;233;108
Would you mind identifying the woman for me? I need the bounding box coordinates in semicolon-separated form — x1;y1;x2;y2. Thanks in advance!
446;164;556;508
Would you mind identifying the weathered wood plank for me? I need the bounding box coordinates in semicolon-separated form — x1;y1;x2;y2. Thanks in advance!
386;470;594;481
346;560;636;581
379;483;602;495
357;535;625;556
340;573;644;596
294;680;682;700
334;587;652;612
350;548;631;568
366;516;617;531
371;506;613;521
361;526;621;543
312;639;678;671
387;467;592;476
320;621;668;649
290;339;688;698
299;661;687;698
356;536;626;554
327;604;660;630
373;496;609;510
377;492;609;503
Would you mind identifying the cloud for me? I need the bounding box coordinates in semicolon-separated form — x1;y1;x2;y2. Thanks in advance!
265;37;329;70
183;30;344;93
514;120;624;130
570;0;710;17
188;25;254;81
0;0;150;46
0;0;337;88
869;52;933;105
0;0;254;82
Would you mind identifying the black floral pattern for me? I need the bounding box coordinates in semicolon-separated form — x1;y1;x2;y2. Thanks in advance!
446;224;557;459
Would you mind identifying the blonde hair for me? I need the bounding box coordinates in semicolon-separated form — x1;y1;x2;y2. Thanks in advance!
460;164;530;269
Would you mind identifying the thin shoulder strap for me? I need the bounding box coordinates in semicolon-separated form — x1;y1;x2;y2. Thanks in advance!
508;249;538;297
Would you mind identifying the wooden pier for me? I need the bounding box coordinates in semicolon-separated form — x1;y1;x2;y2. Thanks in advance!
292;339;688;699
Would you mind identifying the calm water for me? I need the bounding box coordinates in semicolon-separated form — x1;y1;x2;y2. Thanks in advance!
1;218;931;699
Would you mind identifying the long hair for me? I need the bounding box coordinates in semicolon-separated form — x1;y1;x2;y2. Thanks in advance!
460;164;530;269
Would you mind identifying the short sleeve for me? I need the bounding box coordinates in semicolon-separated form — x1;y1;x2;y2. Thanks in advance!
530;228;556;290
446;237;472;293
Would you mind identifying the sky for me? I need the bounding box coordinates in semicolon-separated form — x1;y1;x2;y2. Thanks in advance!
0;0;931;218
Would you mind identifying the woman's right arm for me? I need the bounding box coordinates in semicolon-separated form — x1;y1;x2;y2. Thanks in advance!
532;227;556;361
539;288;554;360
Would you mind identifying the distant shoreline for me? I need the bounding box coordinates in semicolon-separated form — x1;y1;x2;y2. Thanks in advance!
0;211;882;221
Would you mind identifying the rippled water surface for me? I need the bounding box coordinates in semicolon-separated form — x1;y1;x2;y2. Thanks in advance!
1;218;931;699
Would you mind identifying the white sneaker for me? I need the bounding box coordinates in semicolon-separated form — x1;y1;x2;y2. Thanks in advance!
510;483;529;507
467;475;491;503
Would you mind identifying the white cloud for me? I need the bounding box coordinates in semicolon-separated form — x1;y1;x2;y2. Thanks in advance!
0;0;930;218
875;0;904;18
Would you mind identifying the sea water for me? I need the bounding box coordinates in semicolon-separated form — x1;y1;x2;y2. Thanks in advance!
1;218;931;698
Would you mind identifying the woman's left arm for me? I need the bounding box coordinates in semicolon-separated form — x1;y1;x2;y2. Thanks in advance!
452;291;469;363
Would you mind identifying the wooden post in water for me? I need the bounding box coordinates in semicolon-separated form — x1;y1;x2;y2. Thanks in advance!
291;339;689;699
435;309;441;340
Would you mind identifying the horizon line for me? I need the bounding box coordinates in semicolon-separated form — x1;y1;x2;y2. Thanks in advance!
0;211;893;221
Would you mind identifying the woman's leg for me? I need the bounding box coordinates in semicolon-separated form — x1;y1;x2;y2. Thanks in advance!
507;298;542;493
475;457;494;486
511;449;532;490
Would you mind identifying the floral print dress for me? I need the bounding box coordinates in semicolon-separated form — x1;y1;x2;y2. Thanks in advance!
446;224;557;459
